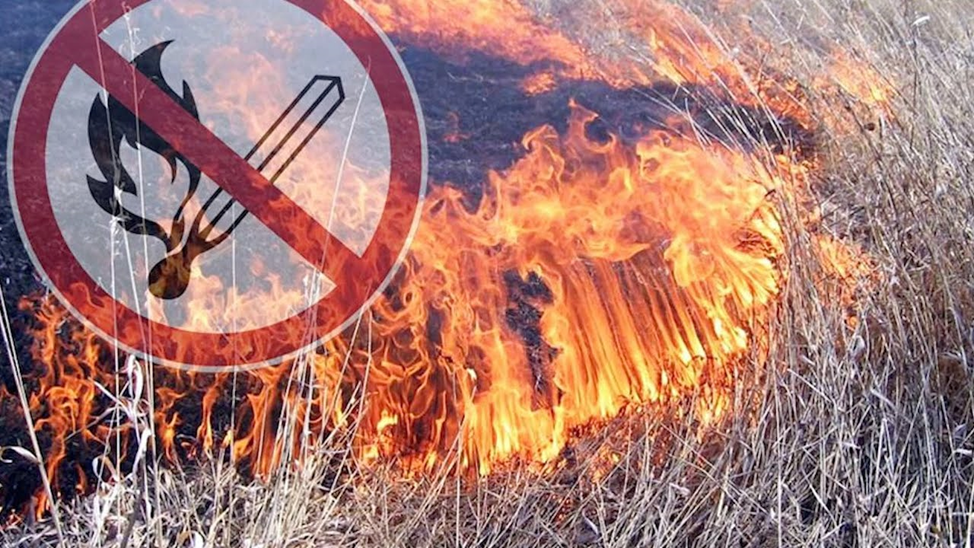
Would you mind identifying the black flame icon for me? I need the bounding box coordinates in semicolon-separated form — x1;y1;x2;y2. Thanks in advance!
87;41;215;300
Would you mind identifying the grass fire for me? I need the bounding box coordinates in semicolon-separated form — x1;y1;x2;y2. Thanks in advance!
1;0;972;546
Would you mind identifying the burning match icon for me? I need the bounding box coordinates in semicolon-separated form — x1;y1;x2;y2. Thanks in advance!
87;42;346;301
147;75;346;299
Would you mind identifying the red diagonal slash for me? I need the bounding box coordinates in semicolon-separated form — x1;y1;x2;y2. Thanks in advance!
71;35;363;282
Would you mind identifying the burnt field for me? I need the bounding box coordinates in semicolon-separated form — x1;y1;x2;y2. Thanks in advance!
2;0;973;547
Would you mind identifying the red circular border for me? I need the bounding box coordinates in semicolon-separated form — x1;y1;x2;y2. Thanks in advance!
10;0;424;368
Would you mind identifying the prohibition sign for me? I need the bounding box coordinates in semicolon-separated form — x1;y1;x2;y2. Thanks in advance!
8;0;427;370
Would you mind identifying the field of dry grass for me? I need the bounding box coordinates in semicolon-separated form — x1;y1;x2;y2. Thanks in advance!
3;0;974;546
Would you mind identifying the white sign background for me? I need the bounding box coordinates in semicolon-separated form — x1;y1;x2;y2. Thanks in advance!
44;0;391;333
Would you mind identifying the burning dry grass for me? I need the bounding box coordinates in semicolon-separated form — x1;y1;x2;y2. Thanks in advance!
3;0;974;545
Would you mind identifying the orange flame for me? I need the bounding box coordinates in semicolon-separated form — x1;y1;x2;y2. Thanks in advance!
0;0;883;518
329;102;791;473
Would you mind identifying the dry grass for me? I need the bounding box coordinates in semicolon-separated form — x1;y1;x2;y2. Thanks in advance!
4;0;974;546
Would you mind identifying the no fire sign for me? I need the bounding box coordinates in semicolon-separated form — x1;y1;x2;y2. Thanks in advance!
7;0;427;370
